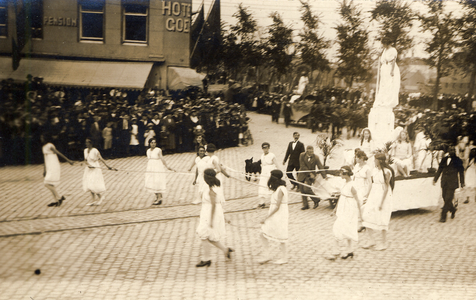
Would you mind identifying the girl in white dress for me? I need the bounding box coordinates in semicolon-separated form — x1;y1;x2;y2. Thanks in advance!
353;150;372;231
206;143;230;191
257;142;279;208
196;168;233;267
360;128;375;165
145;138;174;205
362;153;395;251
42;134;74;207
83;138;116;206
391;130;413;177
326;166;362;260
258;170;289;265
465;148;476;203
188;146;211;204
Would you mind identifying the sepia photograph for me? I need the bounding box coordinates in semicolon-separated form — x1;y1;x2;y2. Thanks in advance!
0;0;475;299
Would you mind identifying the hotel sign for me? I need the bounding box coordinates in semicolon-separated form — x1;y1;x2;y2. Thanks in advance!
162;1;191;33
44;17;77;27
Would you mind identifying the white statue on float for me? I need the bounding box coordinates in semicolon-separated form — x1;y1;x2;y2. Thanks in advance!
368;36;401;148
296;72;309;95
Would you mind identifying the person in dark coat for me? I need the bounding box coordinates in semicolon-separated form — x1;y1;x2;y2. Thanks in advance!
297;145;326;210
433;146;465;222
282;99;292;128
283;132;305;190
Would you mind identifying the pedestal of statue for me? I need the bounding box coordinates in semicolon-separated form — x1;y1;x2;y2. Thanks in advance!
368;106;394;148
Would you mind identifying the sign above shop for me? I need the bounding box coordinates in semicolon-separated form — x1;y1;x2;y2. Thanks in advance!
162;1;191;33
44;17;77;27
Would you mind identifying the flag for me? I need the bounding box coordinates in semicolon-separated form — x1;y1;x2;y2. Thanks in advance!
12;0;29;70
190;2;204;68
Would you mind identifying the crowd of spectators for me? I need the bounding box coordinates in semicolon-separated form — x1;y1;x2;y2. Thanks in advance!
0;77;249;166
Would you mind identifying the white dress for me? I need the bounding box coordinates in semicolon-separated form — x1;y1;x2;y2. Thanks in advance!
362;168;393;231
258;152;277;198
144;148;166;193
210;155;225;184
466;158;476;189
353;163;371;205
333;181;359;242
130;124;139;145
261;186;289;243
82;148;106;193
195;156;211;189
43;143;60;186
374;47;400;108
196;185;226;242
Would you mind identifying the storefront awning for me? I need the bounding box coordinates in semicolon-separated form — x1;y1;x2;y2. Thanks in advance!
0;57;153;89
167;67;206;90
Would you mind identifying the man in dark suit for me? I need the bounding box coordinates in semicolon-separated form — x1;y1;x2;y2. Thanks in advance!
283;132;305;190
433;146;465;222
297;145;326;210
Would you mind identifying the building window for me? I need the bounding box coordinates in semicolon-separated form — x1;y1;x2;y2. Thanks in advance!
122;0;148;44
0;0;7;38
30;0;43;39
80;0;105;41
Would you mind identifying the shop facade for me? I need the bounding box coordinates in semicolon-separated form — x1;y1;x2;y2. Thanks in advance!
0;0;194;90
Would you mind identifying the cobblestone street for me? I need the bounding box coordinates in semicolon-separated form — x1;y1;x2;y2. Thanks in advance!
1;112;475;300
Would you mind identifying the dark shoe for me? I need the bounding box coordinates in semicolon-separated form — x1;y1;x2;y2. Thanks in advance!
439;218;446;223
341;252;354;259
313;202;320;209
196;260;211;267
358;226;366;233
57;196;65;207
301;207;309;210
464;198;469;204
152;200;162;206
47;202;58;207
226;248;234;259
451;209;456;219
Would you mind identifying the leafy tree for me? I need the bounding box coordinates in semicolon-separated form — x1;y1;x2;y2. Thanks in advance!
265;12;294;82
419;1;462;110
334;0;372;88
226;4;263;83
459;0;476;111
370;0;415;55
221;29;241;80
297;0;330;80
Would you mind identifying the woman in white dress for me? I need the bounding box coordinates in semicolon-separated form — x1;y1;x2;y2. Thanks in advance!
145;138;174;206
258;170;289;265
464;148;476;203
374;37;400;109
456;135;470;169
42;134;74;207
326;166;362;260
391;130;412;177
188;145;211;204
83;138;116;206
196;168;233;267
206;143;230;191
257;142;279;208
353;150;372;231
362;153;395;251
